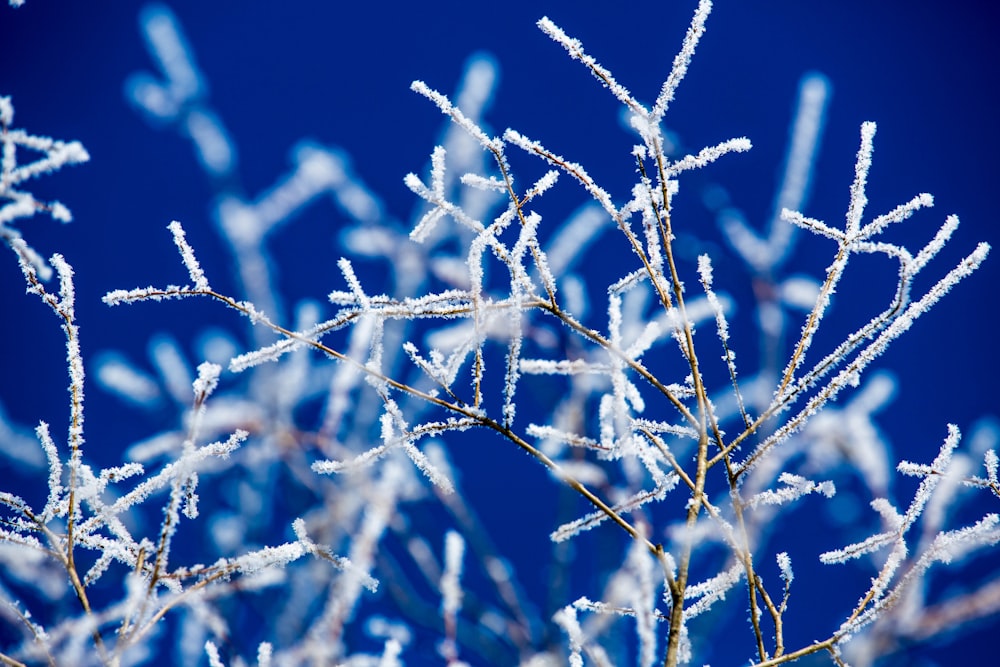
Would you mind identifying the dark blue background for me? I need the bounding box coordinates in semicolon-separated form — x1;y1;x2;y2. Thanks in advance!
1;1;998;665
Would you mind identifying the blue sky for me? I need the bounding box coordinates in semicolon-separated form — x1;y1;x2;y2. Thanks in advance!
1;1;998;664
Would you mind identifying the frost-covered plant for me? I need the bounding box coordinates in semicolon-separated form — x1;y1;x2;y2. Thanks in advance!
1;1;997;666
